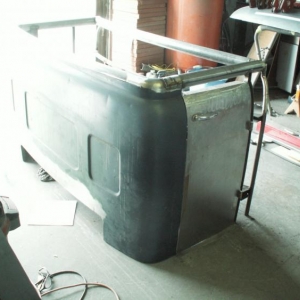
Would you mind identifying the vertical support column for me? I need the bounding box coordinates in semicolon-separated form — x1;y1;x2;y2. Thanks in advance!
96;0;112;59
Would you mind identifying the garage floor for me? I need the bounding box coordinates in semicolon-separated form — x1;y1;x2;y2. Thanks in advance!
1;74;300;299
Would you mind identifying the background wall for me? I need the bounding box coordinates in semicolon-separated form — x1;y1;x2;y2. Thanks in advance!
223;0;255;55
0;0;96;24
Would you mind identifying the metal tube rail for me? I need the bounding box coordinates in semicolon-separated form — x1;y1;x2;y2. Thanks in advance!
95;16;250;66
18;16;266;94
20;16;252;66
245;73;269;216
138;60;267;93
19;17;96;31
177;60;265;85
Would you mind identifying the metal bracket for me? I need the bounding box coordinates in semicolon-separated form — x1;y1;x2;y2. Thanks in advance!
162;76;183;90
246;121;254;131
237;185;251;201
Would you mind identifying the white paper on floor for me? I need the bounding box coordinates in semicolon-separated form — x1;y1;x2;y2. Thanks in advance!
27;200;77;226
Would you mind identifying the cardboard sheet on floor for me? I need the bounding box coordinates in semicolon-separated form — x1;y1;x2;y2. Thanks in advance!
27;200;77;226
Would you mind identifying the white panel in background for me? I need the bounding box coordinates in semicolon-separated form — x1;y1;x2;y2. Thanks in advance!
276;41;299;93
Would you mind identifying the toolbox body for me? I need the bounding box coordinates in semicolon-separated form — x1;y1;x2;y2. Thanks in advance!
11;17;266;262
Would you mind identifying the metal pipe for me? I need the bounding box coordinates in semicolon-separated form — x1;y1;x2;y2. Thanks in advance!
254;25;283;115
245;72;269;216
18;16;266;93
19;17;96;32
254;26;264;61
178;61;265;86
19;16;252;66
138;60;266;93
95;16;250;66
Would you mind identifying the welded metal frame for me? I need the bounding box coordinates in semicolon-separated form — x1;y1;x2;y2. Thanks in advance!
15;17;269;261
19;16;269;219
18;15;268;220
231;6;300;215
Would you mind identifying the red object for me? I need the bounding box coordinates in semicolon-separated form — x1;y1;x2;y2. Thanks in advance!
165;0;224;71
256;122;300;148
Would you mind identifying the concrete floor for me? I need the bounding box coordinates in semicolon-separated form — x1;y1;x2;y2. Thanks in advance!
1;69;300;299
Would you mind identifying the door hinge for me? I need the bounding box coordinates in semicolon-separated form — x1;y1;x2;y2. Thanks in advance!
237;185;251;200
246;121;253;131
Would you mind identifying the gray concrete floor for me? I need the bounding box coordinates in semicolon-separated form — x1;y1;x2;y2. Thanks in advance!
1;75;300;299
